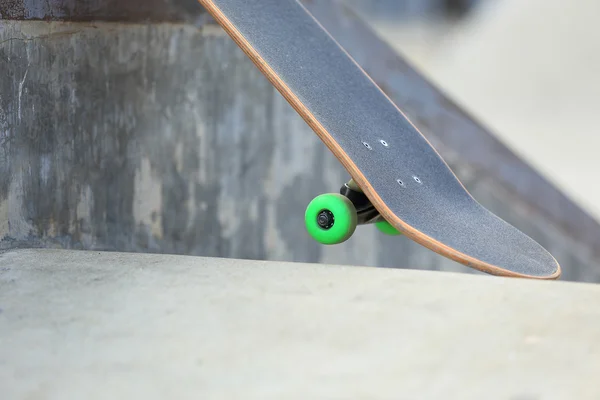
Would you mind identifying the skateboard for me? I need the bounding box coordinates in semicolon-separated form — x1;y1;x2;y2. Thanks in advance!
197;0;561;279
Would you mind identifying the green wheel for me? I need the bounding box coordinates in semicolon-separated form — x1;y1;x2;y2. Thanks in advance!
375;220;402;236
305;193;357;245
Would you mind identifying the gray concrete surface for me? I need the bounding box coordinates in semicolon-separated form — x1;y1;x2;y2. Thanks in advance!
0;18;474;276
1;248;599;399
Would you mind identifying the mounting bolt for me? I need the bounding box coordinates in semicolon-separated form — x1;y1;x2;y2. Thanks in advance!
317;210;335;229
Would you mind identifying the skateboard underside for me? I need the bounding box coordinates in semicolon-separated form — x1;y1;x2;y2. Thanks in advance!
198;0;561;279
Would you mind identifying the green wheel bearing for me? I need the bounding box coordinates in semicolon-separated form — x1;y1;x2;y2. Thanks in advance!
305;193;357;245
375;220;402;236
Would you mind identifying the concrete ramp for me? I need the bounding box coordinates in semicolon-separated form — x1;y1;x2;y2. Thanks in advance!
1;249;598;399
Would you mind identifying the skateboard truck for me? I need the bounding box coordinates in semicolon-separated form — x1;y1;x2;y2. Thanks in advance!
305;179;401;245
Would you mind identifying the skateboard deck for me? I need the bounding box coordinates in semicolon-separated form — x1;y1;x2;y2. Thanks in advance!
197;0;561;279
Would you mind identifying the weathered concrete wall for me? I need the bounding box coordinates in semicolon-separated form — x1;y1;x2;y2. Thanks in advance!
0;20;465;273
0;0;204;22
0;2;599;281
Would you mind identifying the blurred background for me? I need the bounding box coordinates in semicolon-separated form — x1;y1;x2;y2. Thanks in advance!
1;0;599;281
346;0;600;221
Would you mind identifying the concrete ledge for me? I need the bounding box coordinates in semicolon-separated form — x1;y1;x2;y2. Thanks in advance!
1;249;599;399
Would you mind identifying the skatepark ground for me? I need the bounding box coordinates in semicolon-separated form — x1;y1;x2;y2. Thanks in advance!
2;248;599;399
